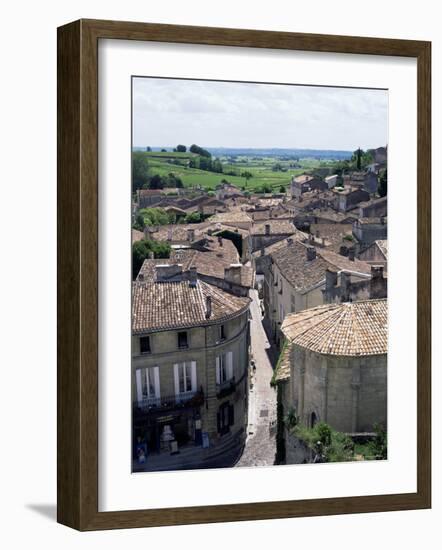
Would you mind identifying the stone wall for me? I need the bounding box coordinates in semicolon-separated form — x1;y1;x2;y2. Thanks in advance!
290;346;387;433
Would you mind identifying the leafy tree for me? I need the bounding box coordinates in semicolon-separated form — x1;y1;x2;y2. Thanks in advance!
176;144;187;152
132;239;171;278
368;424;387;460
161;148;167;152
132;152;150;191
378;168;387;197
257;184;272;194
148;174;164;189
145;146;151;152
279;185;286;193
183;211;203;224
189;144;211;158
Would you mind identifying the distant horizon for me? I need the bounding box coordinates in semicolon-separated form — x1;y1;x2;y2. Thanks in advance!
133;78;388;151
132;145;386;153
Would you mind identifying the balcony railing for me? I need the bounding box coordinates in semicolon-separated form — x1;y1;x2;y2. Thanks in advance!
136;390;204;412
216;377;236;399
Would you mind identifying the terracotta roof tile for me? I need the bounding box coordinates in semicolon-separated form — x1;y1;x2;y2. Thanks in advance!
281;299;387;356
132;280;250;334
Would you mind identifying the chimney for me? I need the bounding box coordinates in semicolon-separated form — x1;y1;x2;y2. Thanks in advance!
321;237;326;247
369;265;386;299
286;237;293;246
167;228;173;241
265;224;270;235
306;245;316;261
148;251;154;260
143;226;150;240
187;228;195;242
189;266;198;287
340;271;351;302
348;248;355;261
224;263;242;286
155;263;183;282
205;296;212;319
325;268;338;290
218;235;223;247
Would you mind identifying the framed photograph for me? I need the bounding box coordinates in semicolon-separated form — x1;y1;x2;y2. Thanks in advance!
57;19;431;530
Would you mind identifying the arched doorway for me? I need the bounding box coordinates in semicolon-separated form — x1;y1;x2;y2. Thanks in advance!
310;411;318;428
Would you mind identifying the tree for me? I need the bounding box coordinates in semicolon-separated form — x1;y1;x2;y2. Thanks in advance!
147;174;164;189
189;144;211;158
145;146;151;152
378;168;387;197
176;144;187;152
132;239;171;279
279;185;286;193
161;148;167;152
132;152;150;191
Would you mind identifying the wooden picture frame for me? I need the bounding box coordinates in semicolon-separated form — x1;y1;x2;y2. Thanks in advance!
57;19;431;531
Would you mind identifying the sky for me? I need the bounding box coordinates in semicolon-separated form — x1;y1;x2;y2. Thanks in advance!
132;77;388;151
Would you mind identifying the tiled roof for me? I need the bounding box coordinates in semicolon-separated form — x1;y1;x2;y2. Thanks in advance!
318;248;372;275
148;222;211;242
251;230;308;258
208;211;253;225
309;224;353;245
137;249;254;288
375;240;388;259
132;280;250;333
281;299;388;356
271;241;331;291
271;241;372;292
274;344;291;382
251;220;297;235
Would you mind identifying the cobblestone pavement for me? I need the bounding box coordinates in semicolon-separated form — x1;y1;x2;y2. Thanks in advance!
235;288;278;468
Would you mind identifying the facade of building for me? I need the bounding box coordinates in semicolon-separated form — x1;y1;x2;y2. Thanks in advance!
352;217;388;247
132;269;251;470
280;300;387;434
264;240;372;345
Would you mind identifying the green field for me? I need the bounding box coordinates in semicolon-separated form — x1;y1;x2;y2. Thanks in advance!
140;151;329;192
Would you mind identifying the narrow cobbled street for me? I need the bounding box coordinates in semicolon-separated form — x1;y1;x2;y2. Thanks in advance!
235;288;277;468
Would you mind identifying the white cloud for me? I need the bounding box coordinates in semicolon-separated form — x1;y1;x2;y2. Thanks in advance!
133;77;388;150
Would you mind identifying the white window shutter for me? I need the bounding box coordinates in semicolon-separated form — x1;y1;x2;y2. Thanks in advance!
153;366;160;398
190;361;197;392
135;369;143;404
215;356;221;385
227;351;233;380
173;363;180;396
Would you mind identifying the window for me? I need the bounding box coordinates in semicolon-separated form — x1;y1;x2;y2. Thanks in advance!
216;351;233;385
178;331;188;349
135;366;160;405
217;402;234;435
220;324;226;341
173;361;197;399
139;336;151;354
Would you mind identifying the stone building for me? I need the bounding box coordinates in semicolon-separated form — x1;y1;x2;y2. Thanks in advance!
352;217;388;247
358;239;388;267
280;299;387;434
132;268;251;471
333;187;370;212
290;175;327;198
322;265;387;303
263;240;372;345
